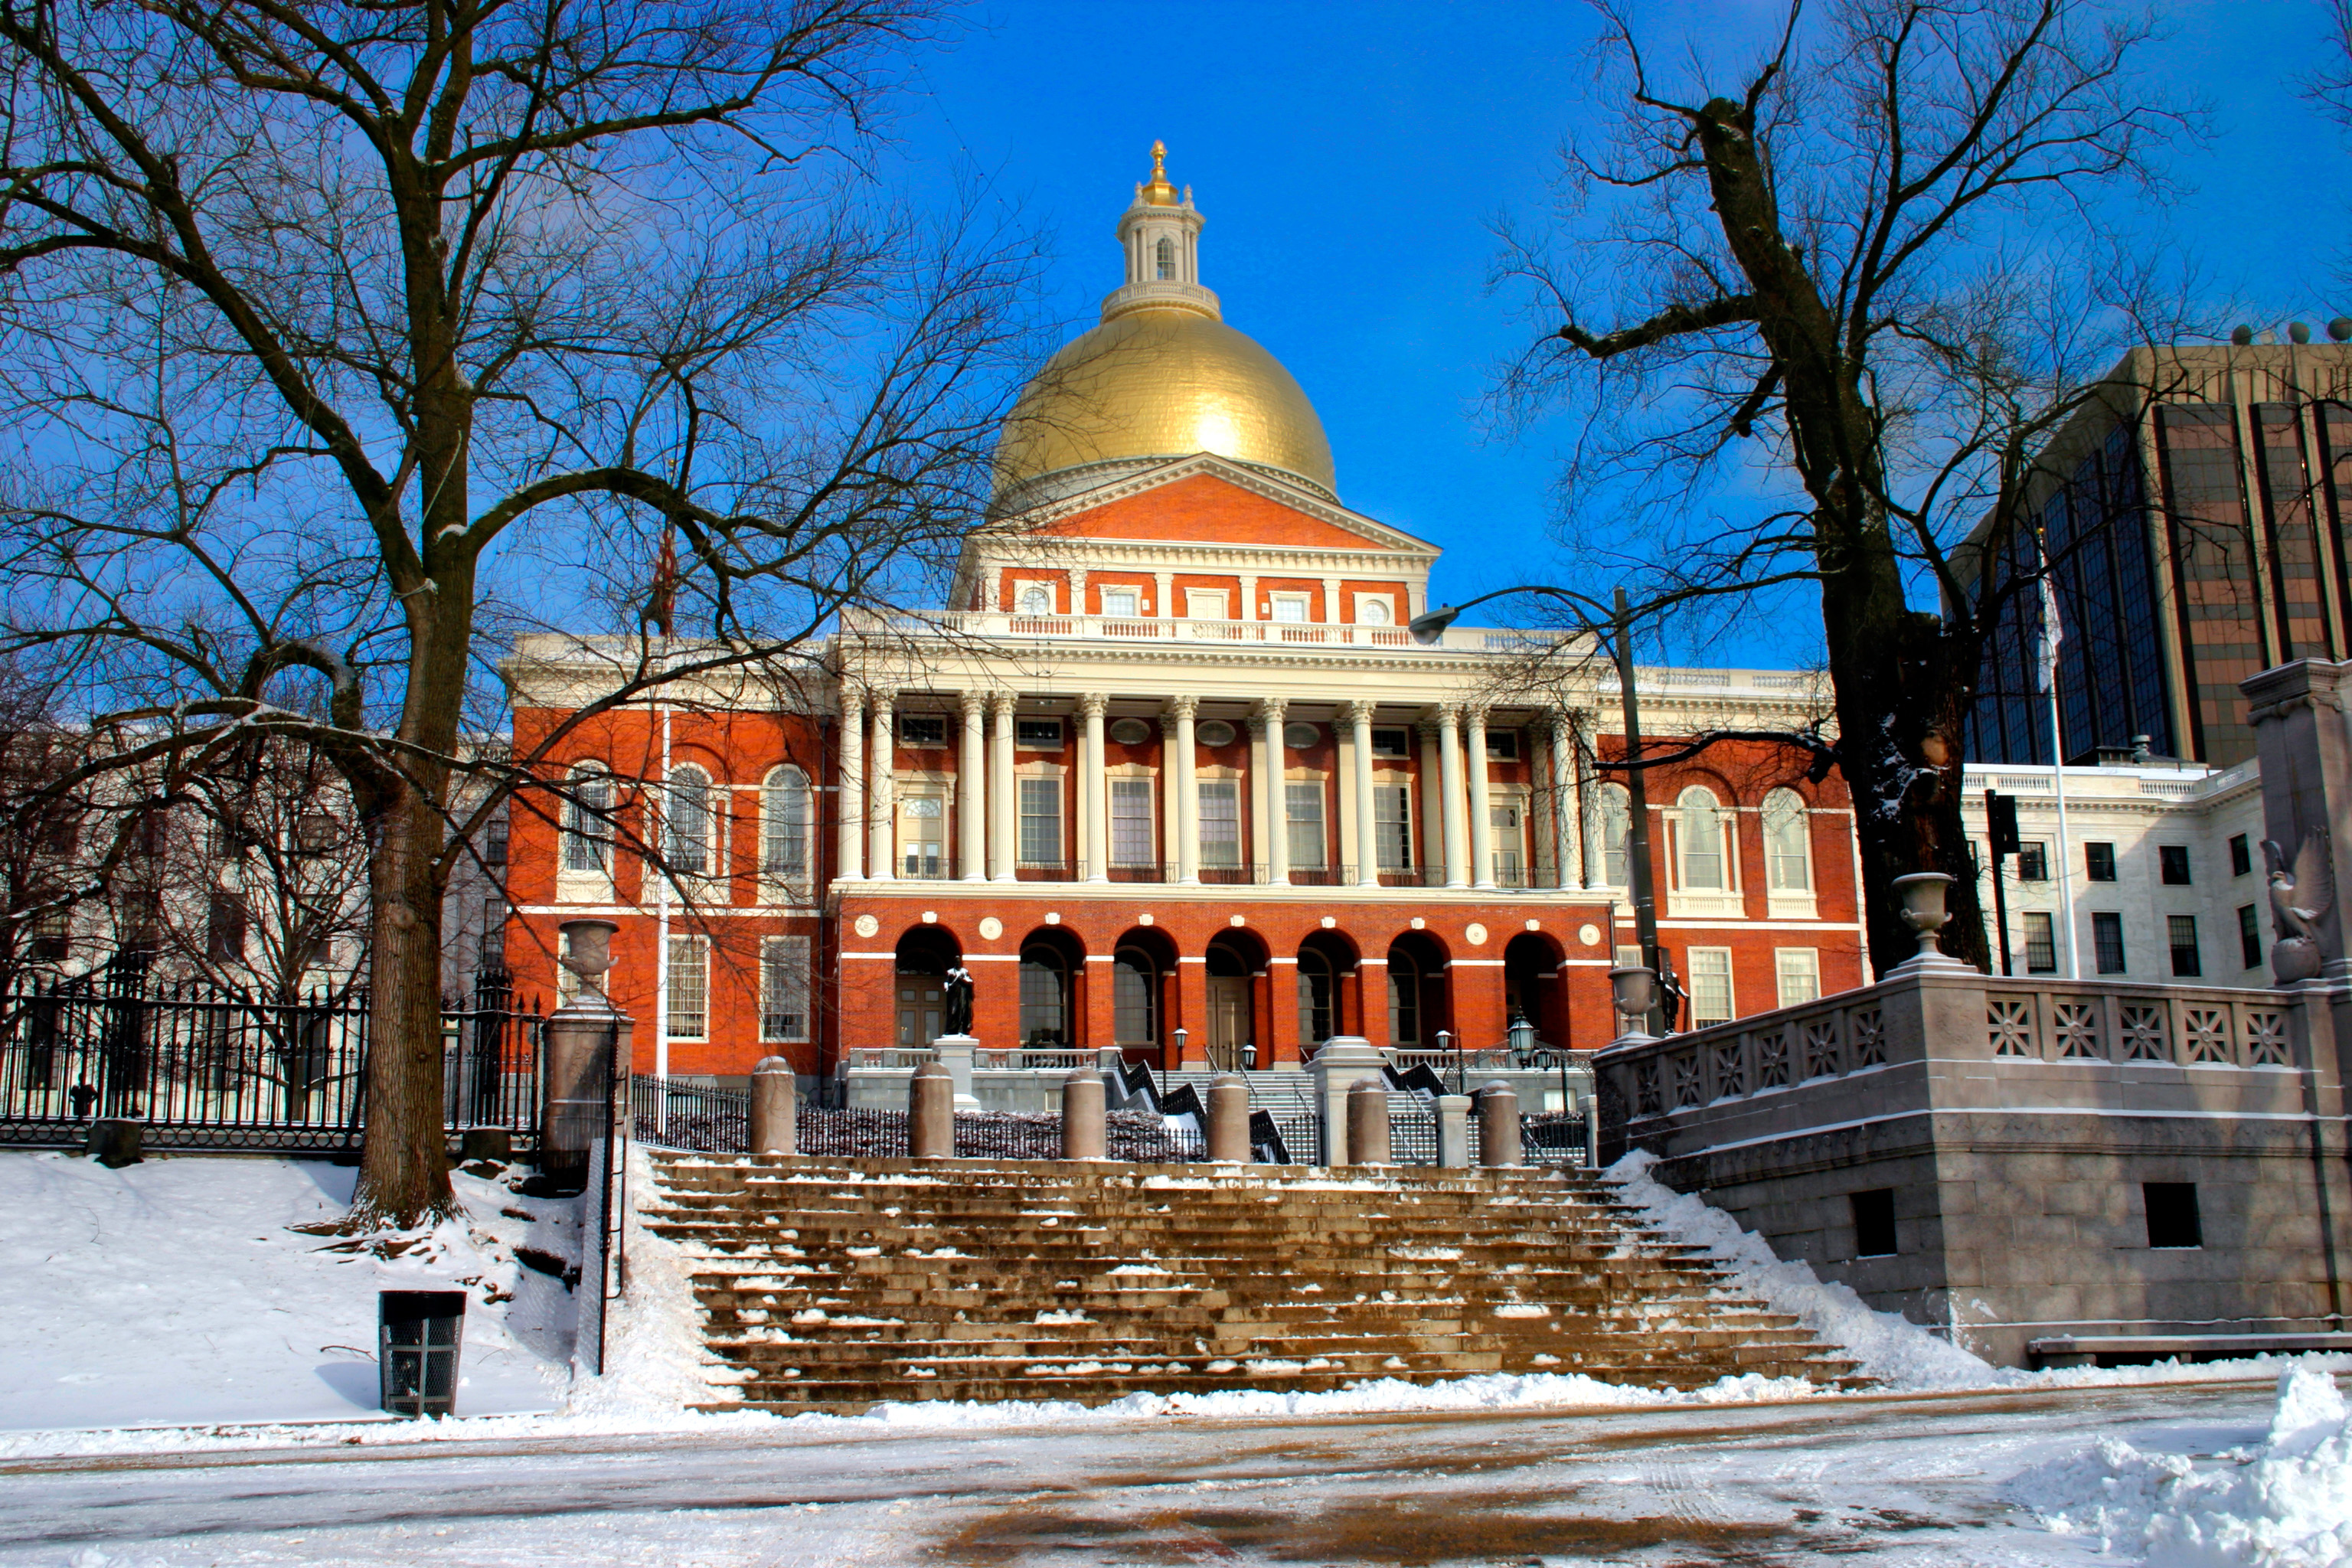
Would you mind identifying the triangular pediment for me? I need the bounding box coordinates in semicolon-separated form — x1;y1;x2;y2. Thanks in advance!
982;455;1438;559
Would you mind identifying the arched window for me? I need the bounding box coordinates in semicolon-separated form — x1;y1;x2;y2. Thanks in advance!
762;766;809;882
1113;946;1158;1044
1675;786;1728;890
1297;949;1336;1046
560;763;611;874
1762;788;1811;892
1019;942;1069;1047
1388;950;1421;1046
1017;583;1052;614
1596;782;1632;887
665;765;712;877
1155;235;1176;280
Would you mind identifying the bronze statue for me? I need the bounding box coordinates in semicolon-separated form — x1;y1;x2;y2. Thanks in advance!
942;965;974;1037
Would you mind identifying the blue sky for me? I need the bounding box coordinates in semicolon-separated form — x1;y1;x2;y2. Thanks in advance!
894;1;2350;668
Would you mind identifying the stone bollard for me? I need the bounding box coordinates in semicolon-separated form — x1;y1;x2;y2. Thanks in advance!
908;1062;954;1158
1347;1077;1391;1165
750;1056;797;1155
1206;1073;1252;1163
1435;1093;1474;1168
1583;1092;1602;1168
1476;1080;1523;1168
1060;1067;1106;1160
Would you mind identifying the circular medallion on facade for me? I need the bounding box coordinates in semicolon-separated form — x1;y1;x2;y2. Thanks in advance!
1465;923;1488;946
978;916;1003;940
1282;721;1320;750
1197;718;1237;747
1109;716;1152;746
1320;915;1337;929
853;914;879;939
1228;913;1246;927
1138;912;1155;925
1578;923;1602;947
1045;911;1062;925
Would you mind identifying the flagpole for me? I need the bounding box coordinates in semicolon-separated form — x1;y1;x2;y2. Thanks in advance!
2039;567;2081;980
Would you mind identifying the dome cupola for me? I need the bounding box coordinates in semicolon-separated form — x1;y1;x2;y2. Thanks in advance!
992;143;1336;507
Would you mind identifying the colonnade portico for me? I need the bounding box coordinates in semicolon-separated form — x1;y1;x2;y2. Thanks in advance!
829;683;1588;889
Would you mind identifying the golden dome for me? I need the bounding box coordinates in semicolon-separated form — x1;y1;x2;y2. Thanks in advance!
995;307;1338;498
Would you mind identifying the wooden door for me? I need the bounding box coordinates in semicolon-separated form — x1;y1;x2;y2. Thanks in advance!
897;974;944;1047
1207;975;1252;1070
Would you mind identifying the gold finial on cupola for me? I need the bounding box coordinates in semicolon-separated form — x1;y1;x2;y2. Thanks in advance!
1139;139;1180;206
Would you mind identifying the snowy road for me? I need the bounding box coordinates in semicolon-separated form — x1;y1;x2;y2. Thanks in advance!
0;1380;2288;1566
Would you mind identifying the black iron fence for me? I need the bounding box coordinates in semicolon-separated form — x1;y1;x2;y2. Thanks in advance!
629;1075;747;1155
626;1081;1208;1163
0;971;544;1154
1521;1109;1592;1166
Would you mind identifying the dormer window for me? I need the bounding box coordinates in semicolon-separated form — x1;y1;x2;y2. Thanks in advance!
1155;237;1175;280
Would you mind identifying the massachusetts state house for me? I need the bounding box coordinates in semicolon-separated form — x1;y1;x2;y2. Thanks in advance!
503;146;1867;1086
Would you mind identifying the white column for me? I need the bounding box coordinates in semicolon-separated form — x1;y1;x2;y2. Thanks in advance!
1436;704;1469;889
1080;693;1109;882
1346;700;1378;887
1466;707;1494;890
1152;570;1174;619
836;690;864;883
1070;567;1089;619
1321;577;1342;625
1417;716;1443;884
1258;697;1288;885
1239;573;1259;622
1167;696;1199;884
957;690;986;880
1549;712;1578;890
988;692;1017;881
867;691;895;882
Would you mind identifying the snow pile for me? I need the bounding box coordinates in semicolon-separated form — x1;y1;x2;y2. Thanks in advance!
561;1143;753;1421
0;1150;577;1431
2011;1364;2352;1566
1608;1148;2005;1390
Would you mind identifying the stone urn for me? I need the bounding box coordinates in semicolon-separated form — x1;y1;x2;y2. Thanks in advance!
1608;964;1657;1041
1893;872;1955;962
558;917;620;1011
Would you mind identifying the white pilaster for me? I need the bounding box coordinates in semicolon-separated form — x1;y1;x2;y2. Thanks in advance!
1321;577;1341;623
1167;696;1199;884
836;690;865;884
1466;707;1494;890
988;692;1017;881
1435;704;1468;889
1417;716;1443;884
1258;697;1288;885
1345;700;1378;887
867;691;895;881
1549;712;1578;890
1080;693;1109;882
1069;567;1089;617
958;691;986;880
1239;573;1258;622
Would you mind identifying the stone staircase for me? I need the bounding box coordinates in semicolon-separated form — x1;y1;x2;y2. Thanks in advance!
641;1153;1860;1413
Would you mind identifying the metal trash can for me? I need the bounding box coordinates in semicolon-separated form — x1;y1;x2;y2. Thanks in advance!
378;1290;467;1417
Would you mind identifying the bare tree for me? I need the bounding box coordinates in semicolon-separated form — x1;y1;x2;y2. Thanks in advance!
0;0;1040;1226
1491;0;2199;972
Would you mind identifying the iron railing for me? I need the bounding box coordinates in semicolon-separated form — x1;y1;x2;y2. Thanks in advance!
629;1074;748;1154
1521;1109;1592;1166
0;969;544;1153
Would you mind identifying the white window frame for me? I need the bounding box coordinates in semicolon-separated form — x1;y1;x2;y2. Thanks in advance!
1774;948;1820;1011
760;934;812;1042
557;763;616;901
1353;592;1397;626
1594;782;1632;890
1761;788;1817;919
1372;776;1414;871
1011;580;1055;616
1015;716;1064;750
1269;592;1312;624
1108;772;1156;867
1489;788;1529;887
1184;588;1230;621
1668;785;1743;918
665;933;709;1040
1100;585;1140;618
1687;947;1735;1028
662;763;718;886
760;765;811;898
896;776;948;880
1285;775;1327;870
1017;769;1064;868
1197;774;1243;868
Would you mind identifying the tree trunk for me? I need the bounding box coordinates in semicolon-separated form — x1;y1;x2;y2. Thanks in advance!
348;778;455;1229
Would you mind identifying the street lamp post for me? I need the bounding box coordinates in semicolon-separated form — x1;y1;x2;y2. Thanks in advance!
1410;583;1666;1033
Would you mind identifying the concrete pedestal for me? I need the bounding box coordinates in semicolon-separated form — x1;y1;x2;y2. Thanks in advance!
1060;1067;1106;1159
908;1063;954;1158
933;1034;982;1110
1436;1094;1474;1168
1309;1036;1383;1165
1347;1077;1391;1165
1476;1080;1522;1168
750;1056;796;1155
1206;1073;1251;1163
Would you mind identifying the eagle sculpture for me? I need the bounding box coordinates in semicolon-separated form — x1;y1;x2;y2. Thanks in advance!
2262;830;2335;983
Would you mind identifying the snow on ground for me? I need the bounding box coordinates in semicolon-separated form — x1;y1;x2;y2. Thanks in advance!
0;1150;577;1431
2011;1366;2352;1567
